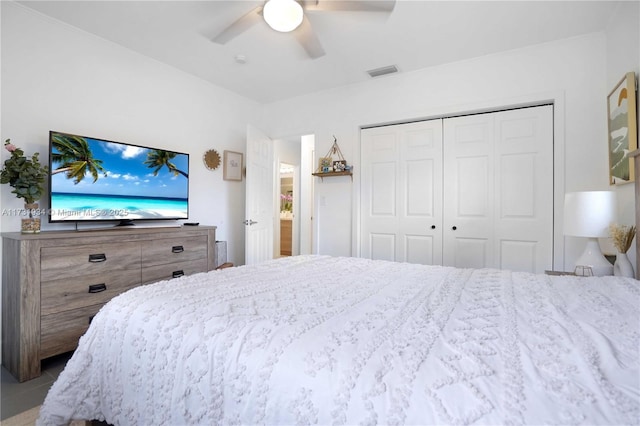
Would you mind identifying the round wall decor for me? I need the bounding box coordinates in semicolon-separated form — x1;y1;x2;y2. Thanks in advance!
203;149;221;170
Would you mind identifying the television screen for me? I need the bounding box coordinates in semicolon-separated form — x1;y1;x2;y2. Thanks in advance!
49;131;189;224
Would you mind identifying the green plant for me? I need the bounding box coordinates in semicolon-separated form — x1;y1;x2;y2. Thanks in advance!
0;139;49;204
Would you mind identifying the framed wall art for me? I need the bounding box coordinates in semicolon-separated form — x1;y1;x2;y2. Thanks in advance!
223;150;243;181
318;157;332;173
607;71;638;185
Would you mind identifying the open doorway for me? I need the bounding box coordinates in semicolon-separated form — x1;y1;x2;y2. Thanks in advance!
279;163;294;257
272;134;315;258
245;127;314;265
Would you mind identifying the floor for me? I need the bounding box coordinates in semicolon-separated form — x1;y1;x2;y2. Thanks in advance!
1;352;73;420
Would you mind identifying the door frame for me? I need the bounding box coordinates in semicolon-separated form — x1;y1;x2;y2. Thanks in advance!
250;132;316;262
353;91;566;271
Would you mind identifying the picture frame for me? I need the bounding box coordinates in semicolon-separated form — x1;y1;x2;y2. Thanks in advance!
318;157;332;172
607;71;638;185
223;150;243;181
333;160;347;172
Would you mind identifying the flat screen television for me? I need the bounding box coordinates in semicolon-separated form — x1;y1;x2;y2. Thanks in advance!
48;131;189;225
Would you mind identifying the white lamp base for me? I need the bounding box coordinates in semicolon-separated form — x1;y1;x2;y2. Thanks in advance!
575;238;613;276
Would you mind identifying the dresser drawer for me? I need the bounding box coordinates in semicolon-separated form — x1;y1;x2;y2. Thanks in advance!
142;258;208;284
41;269;141;316
41;242;141;281
141;236;207;268
41;304;103;359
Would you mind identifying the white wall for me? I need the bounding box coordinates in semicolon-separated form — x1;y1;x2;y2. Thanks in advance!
0;2;261;265
262;32;613;271
2;2;637;272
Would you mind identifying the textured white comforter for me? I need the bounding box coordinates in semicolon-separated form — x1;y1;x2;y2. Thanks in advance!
38;255;639;425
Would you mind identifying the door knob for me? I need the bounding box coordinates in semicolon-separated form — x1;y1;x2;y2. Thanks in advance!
431;225;436;229
452;226;457;231
243;219;258;226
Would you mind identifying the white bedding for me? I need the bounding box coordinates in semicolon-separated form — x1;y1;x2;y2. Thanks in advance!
38;255;639;425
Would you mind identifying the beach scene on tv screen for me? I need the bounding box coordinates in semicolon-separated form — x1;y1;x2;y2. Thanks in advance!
50;133;188;221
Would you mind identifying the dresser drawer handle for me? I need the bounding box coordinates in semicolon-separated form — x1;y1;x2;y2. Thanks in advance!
88;253;107;263
88;283;107;293
172;270;185;278
89;315;95;324
172;245;184;253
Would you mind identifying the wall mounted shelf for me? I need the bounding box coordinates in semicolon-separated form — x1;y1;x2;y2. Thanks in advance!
313;136;352;181
312;171;353;181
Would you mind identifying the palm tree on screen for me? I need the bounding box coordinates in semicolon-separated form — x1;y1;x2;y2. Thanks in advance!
50;134;107;184
144;150;188;178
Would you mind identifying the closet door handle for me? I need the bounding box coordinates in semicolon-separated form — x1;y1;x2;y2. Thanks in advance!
452;226;457;231
431;225;436;230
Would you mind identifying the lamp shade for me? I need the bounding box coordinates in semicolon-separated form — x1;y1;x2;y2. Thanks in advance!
564;191;616;238
263;0;304;33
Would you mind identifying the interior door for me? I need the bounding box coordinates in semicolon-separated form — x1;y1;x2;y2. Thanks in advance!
360;119;443;264
245;125;275;265
443;105;553;272
442;113;495;269
493;105;554;272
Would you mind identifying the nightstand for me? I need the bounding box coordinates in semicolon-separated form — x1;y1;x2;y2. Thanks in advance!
544;270;577;276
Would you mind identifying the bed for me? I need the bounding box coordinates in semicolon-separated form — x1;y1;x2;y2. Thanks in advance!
37;255;639;425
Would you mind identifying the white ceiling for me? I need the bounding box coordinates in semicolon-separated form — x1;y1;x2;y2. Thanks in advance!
18;0;620;104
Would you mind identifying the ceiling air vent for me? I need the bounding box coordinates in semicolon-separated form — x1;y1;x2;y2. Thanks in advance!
367;65;399;78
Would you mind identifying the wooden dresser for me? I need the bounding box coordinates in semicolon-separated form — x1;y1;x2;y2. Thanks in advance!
1;225;216;382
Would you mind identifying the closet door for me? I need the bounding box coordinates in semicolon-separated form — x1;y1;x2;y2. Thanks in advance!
443;105;553;272
442;114;495;269
360;120;443;264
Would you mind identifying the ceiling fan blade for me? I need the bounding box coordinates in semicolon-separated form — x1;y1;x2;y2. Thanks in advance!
294;15;325;59
212;5;263;44
305;0;396;12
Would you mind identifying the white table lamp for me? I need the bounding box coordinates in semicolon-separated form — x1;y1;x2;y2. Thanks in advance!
564;191;616;276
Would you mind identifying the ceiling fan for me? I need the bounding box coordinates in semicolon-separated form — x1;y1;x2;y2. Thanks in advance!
211;0;396;59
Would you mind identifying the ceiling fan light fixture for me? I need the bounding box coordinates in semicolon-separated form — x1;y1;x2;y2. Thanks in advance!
263;0;304;33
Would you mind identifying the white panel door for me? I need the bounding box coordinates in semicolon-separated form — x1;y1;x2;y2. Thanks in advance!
361;119;443;264
245;125;274;265
443;114;495;269
494;106;554;272
443;105;553;272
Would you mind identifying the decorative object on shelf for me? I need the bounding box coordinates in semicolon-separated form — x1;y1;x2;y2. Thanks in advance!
223;150;243;181
607;71;638;185
21;203;41;234
312;136;353;181
318;157;332;172
0;139;48;233
203;149;221;170
574;265;594;277
563;191;617;276
610;223;636;277
333;160;346;172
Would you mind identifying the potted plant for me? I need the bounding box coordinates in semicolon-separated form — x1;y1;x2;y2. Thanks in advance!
0;139;49;233
609;223;637;277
